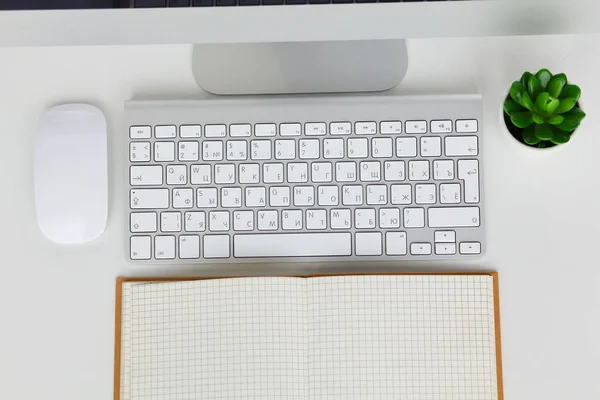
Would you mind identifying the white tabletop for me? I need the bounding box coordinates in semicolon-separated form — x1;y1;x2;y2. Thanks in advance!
0;34;599;399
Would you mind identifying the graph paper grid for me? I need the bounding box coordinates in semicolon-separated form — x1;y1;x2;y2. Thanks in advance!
119;275;498;400
308;275;497;400
127;278;307;400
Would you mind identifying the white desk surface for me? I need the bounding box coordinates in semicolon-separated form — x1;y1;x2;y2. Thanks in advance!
0;34;599;399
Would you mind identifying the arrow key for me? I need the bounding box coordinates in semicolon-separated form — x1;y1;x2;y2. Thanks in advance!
434;230;456;243
435;243;456;255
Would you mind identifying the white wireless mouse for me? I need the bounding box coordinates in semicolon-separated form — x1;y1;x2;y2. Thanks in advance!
34;104;108;244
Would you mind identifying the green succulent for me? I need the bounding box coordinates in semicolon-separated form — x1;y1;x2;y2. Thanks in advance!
504;69;585;147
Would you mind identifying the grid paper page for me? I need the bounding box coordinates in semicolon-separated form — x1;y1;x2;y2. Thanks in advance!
308;275;497;400
120;283;134;400
128;278;307;400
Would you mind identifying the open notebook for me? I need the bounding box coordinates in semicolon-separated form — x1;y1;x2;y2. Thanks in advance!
115;273;503;400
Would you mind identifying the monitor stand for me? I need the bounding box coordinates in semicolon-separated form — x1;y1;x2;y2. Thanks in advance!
192;40;408;95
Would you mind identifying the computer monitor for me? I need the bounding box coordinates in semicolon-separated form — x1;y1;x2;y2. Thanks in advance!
1;1;592;94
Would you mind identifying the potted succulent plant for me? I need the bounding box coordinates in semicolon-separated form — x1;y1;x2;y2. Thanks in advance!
503;69;585;149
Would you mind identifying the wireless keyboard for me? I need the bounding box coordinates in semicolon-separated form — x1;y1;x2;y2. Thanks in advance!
126;95;484;263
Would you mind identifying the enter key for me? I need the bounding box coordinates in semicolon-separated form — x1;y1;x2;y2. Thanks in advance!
458;160;480;203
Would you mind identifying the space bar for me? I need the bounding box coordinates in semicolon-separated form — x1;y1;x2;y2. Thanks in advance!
234;233;352;258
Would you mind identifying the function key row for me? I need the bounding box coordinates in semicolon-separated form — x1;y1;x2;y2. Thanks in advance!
129;119;478;139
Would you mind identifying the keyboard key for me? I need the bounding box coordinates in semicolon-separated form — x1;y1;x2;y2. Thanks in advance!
130;165;163;186
384;161;405;181
299;139;320;159
154;142;175;162
379;208;400;229
293;186;315;206
155;236;176;259
458;159;480;203
456;119;478;133
405;120;427;134
355;121;377;135
324;139;344;159
179;235;200;259
193;0;213;4
305;122;326;136
239;163;260;184
355;208;376;229
435;243;456;255
234;211;255;231
312;162;333;183
380;121;402;134
360;161;381;182
355;232;382;256
269;187;290;207
197;188;218;208
191;164;211;185
428;207;480;228
215;164;235;184
408;160;429;181
172;188;194;208
130;142;151;162
130;212;157;233
440;183;461;204
431;120;452;133
262;0;283;4
366;185;387;205
404;208;425;228
410;243;432;255
386;232;407;255
459;241;482;255
202;141;224;161
286;0;307;4
288;163;309;183
330;122;351;135
160;212;182;232
282;210;303;230
216;0;236;5
155;125;176;138
178;141;199;161
184;211;206;232
348;138;368;159
372;138;393;158
306;210;327;230
203;235;230;258
226;140;248;161
445;136;478;156
130;126;151;139
275;140;296;159
130;189;169;209
166;165;187;185
209;211;230;231
317;186;339;206
420;136;442;157
221;188;242;208
234;233;352;257
415;184;436;204
331;209;351;229
396;137;417;157
251;140;272;160
255;123;276;137
230;124;251;137
246;187;267;207
264;163;284;183
205;124;226;138
342;185;363;206
180;125;201;138
257;210;279;230
280;123;301;136
130;236;152;260
336;162;357;182
433;160;454;180
435;231;456;243
391;184;412;205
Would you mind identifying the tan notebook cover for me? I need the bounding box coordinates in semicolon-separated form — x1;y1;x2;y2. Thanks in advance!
114;272;503;400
